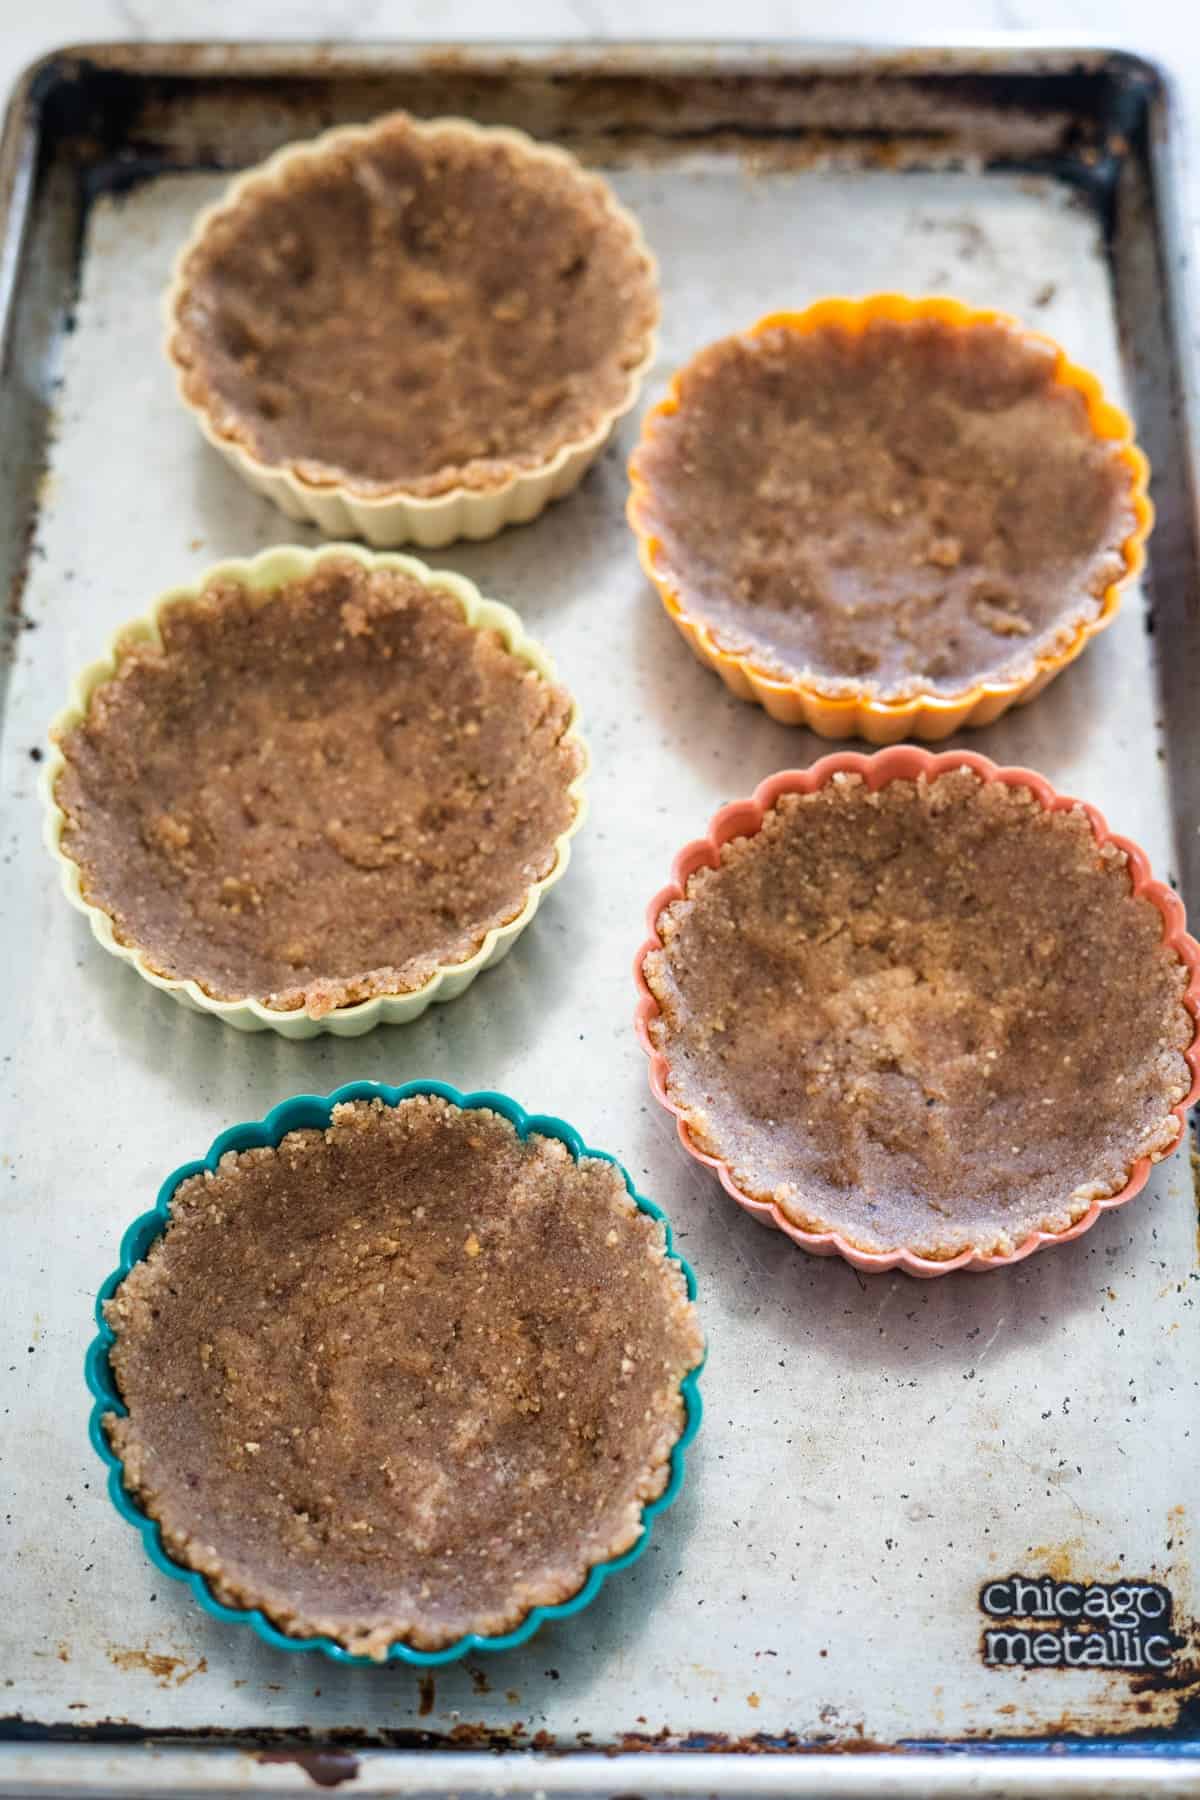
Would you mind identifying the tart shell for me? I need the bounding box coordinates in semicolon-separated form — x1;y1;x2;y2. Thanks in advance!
165;116;659;548
627;295;1153;742
85;1078;704;1666
633;747;1200;1277
44;544;589;1038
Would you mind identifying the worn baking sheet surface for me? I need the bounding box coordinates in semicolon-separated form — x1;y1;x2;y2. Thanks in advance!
2;51;1200;1771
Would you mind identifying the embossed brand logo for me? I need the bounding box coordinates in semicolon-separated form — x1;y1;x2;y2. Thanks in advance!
979;1576;1178;1671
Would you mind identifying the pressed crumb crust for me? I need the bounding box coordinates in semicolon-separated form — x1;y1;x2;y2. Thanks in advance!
633;317;1138;701
54;558;583;1016
169;116;658;498
642;770;1194;1259
104;1096;703;1659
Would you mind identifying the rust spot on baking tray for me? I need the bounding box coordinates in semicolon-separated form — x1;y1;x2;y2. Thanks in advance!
28;44;1142;184
258;1749;360;1787
1021;1539;1089;1582
6;1706;1200;1752
106;1645;207;1688
0;1712;896;1755
615;1724;896;1754
4;500;42;662
416;1673;435;1717
0;1717;524;1750
972;1512;1200;1737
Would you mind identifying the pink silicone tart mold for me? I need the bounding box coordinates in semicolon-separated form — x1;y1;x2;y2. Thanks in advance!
634;748;1200;1278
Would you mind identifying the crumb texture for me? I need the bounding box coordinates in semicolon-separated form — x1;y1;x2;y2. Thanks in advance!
635;318;1136;699
105;1096;702;1658
171;116;658;496
56;558;583;1014
643;771;1192;1258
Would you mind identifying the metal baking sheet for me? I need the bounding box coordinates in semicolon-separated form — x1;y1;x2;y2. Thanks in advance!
3;41;1200;1799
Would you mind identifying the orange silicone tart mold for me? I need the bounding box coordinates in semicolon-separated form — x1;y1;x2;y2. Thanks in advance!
627;296;1153;744
633;747;1200;1278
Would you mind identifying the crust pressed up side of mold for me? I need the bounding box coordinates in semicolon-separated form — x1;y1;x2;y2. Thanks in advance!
627;296;1152;743
165;115;660;547
87;1082;704;1664
634;748;1200;1277
45;544;589;1037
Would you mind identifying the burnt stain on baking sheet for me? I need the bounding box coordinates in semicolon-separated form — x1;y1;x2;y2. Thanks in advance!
969;1515;1200;1737
0;1717;529;1750
258;1748;360;1788
6;1707;1200;1753
1020;1540;1091;1582
19;43;1157;192
1124;1519;1200;1731
3;506;43;660
0;1712;886;1755
105;1646;208;1689
617;1726;895;1754
416;1673;435;1717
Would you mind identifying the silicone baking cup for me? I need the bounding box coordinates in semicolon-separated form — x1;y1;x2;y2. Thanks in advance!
634;747;1200;1278
85;1078;704;1666
165;115;659;548
627;295;1153;743
44;542;588;1038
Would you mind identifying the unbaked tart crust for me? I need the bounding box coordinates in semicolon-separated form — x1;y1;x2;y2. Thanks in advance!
168;113;659;500
103;1095;703;1658
53;556;584;1016
642;769;1194;1260
632;315;1139;701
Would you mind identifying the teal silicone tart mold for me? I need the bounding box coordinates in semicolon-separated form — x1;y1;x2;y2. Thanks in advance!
85;1078;704;1667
